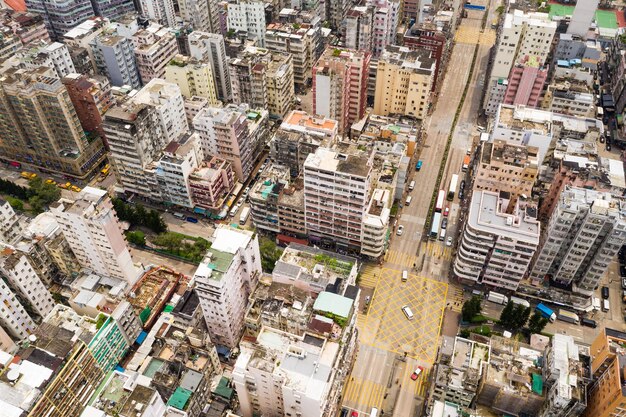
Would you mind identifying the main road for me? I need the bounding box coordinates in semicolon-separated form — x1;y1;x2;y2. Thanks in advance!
340;0;500;415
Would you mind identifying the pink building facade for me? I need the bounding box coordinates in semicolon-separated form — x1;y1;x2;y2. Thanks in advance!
503;64;548;107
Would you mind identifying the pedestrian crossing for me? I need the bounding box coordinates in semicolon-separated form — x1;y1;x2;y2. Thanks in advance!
359;264;382;289
454;27;496;46
342;377;387;410
448;286;465;312
413;369;430;397
385;250;418;268
421;241;453;260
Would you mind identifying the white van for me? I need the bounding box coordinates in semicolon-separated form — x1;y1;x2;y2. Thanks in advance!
439;228;446;241
405;196;412;206
409;181;415;191
402;305;414;320
402;270;408;282
602;299;610;312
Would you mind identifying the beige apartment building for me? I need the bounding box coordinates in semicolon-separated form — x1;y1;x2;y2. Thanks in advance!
374;45;435;120
165;54;219;105
474;140;539;210
133;23;179;84
265;22;316;89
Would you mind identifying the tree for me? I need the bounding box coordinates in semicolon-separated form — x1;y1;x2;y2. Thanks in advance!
152;232;184;252
28;195;44;213
500;302;531;333
6;197;24;211
461;296;482;322
499;301;515;327
259;237;283;272
527;312;549;334
126;231;146;246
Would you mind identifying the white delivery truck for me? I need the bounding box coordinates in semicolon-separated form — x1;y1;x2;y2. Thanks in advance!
487;291;508;305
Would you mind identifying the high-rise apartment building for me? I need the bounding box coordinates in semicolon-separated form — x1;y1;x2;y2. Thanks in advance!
501;62;548;109
0;198;22;244
474;140;538;210
12;41;76;78
304;147;371;254
0;11;50;46
345;5;374;52
370;0;400;57
374;45;435;120
263;53;294;118
193;104;268;181
194;225;262;348
188;156;236;212
187;31;232;102
402;22;446;91
51;187;138;284
132;78;188;142
582;328;626;417
104;102;166;199
0;67;106;178
0;245;55;318
453;190;540;291
62;73;114;145
324;0;350;30
226;0;266;46
265;22;316;89
177;0;212;32
91;31;142;89
530;187;626;294
139;0;177;27
25;0;95;39
313;47;370;133
0;276;36;340
133;23;179;85
165;54;219;105
90;0;136;22
484;10;556;114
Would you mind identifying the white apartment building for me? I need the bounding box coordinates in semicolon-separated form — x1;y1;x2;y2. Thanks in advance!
133;78;189;142
155;132;203;208
193;104;268;181
453;190;540;291
0;277;36;340
484;10;556;114
63;17;110;69
133;23;179;85
165;54;219;105
530;187;626;295
187;31;232;102
0;199;22;244
370;0;400;57
227;0;267;47
0;246;55;318
194;225;262;348
374;45;435;120
13;41;76;78
361;188;391;258
345;5;374;52
178;0;212;32
140;0;177;27
492;104;604;165
51;187;138;284
104;102;167;199
304;147;371;255
92;32;142;89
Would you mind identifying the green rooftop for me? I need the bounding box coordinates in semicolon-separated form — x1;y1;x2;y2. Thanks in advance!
531;373;543;395
313;291;353;319
549;5;618;29
213;376;234;400
167;387;192;410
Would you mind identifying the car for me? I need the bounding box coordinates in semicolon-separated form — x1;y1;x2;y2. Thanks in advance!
458;189;465;200
57;182;71;189
397;225;404;236
45;179;56;185
410;366;424;380
416;160;423;171
460;180;466;190
602;286;610;299
620;265;626;278
443;206;450;216
606;143;612;151
446;236;453;247
600;135;605;143
441;218;448;229
351;412;358;417
70;186;81;192
622;278;626;290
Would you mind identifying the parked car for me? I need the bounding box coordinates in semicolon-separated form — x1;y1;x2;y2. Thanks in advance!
460;180;466;190
351;412;358;417
397;225;404;236
410;366;424;380
441;218;448;229
446;236;453;247
602;286;610;299
443;206;450;216
622;278;626;290
458;189;465;200
620;265;626;277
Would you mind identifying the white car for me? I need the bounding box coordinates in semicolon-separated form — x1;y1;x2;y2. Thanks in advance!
397;225;404;236
446;236;453;247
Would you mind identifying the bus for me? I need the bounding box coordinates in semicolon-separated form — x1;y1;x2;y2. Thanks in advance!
430;212;442;239
447;174;459;201
435;189;445;212
239;207;250;224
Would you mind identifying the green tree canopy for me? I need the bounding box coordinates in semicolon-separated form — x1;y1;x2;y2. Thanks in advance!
527;312;549;335
462;296;482;322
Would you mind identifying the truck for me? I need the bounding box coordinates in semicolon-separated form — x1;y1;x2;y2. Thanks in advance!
487;291;508;305
447;174;459;201
239;207;250;224
462;155;471;172
557;309;580;324
509;296;530;308
536;303;557;322
435;189;446;212
430;212;442;240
